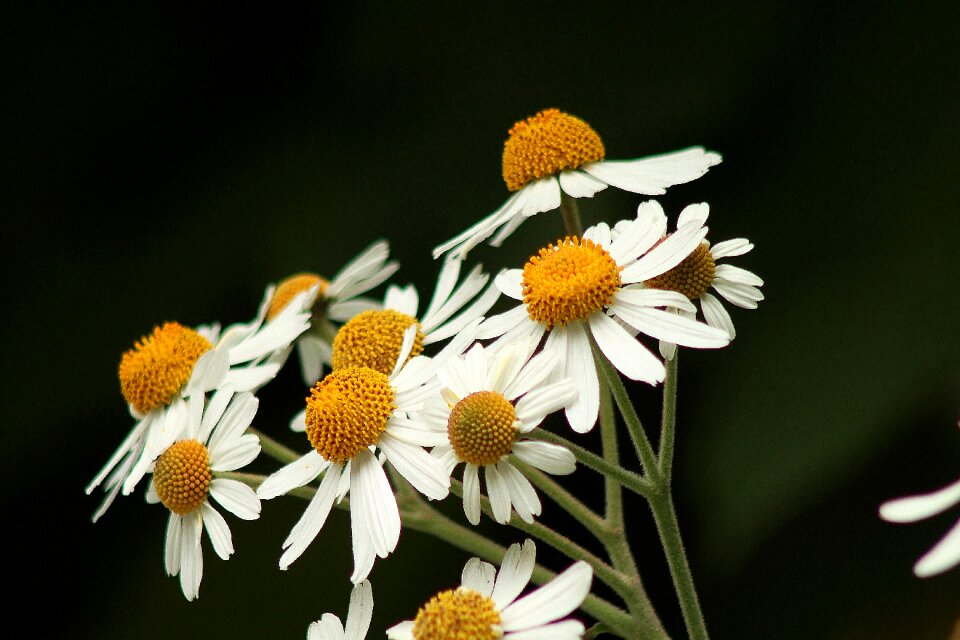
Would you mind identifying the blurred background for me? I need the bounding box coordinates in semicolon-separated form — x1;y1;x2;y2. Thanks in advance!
3;2;959;638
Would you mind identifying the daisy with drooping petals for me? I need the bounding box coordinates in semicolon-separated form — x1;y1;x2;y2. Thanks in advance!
288;256;500;433
620;201;763;359
477;207;730;432
387;539;592;640
432;107;721;260
307;579;373;640
266;239;400;385
144;388;263;601
422;342;577;525
879;422;960;578
86;287;313;522
257;326;450;584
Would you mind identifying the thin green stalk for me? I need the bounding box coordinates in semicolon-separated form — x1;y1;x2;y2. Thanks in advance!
249;426;301;465
448;478;634;600
658;353;679;481
587;333;661;485
560;192;584;237
508;456;609;540
648;492;709;640
526;429;655;497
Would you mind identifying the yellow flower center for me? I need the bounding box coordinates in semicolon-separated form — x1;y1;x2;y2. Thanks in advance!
412;587;502;640
118;322;213;415
267;273;330;320
521;237;622;328
304;367;396;464
331;309;425;375
448;391;517;466
644;241;716;300
152;440;212;515
501;108;606;192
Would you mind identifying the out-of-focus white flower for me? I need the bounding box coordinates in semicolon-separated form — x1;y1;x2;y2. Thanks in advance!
307;580;373;640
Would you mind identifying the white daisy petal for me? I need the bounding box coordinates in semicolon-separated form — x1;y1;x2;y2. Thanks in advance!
914;518;960;578
207;393;258;457
476;305;530;340
308;615;344;640
210;478;261;520
558;324;600;433
715;263;764;287
582;147;721;195
179;511;204;601
386;620;415;640
677;202;710;227
699;292;736;339
432;190;526;260
502;347;560;401
589;312;666;384
495;269;525;301
711;281;764;309
497;461;541;523
500;561;592;630
222;363;282;392
490;539;536;610
518;177;562;220
200;502;234;560
463;463;482;525
709;237;753;259
611;302;729;349
614;287;697;312
198;386;236;444
297;335;330;386
620;222;709;284
422;256;463;323
350;450;401;557
512;441;576;476
345;580;374;640
880;478;960;523
164;513;182;577
384;284;419;317
289;407;308;433
485;464;513;524
424;280;502;345
514;379;578;429
279;464;342;570
257;450;329;500
502;620;586;640
328;297;382;323
461;557;497;597
558;169;608;198
379;432;450;500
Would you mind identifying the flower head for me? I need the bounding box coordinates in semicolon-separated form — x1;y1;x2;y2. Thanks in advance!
86;287;313;521
307;580;373;640
433;108;721;260
477;206;730;432
619;201;764;359
257;326;450;583
269;240;401;385
422;342;577;525
143;388;263;601
387;539;592;640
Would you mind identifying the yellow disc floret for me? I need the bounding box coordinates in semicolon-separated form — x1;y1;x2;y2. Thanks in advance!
153;440;212;515
304;367;396;464
267;273;329;320
502;108;606;192
331;309;425;375
119;322;213;415
644;241;716;300
412;587;502;640
448;391;518;466
522;237;622;328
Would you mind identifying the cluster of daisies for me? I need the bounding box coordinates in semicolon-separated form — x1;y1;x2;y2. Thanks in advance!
87;108;764;638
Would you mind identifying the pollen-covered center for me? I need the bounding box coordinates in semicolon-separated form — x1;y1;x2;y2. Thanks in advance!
304;367;396;464
448;391;518;466
412;587;502;640
522;237;622;328
153;440;212;515
267;273;330;320
644;241;716;300
331;309;425;375
119;322;213;415
502;108;606;192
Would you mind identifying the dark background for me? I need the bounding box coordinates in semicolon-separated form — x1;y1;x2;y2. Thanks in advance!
4;2;959;638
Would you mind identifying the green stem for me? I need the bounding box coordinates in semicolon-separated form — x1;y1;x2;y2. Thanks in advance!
560;191;584;236
648;492;709;640
588;333;662;485
249;426;301;466
658;353;679;481
448;478;635;601
508;456;609;540
526;429;655;497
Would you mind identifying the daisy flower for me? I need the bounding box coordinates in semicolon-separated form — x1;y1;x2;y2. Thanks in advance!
307;579;373;640
144;387;263;601
387;539;592;640
257;326;450;584
879;423;960;577
86;288;313;521
477;207;730;432
265;239;400;385
423;341;577;525
621;201;763;359
432;107;721;260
